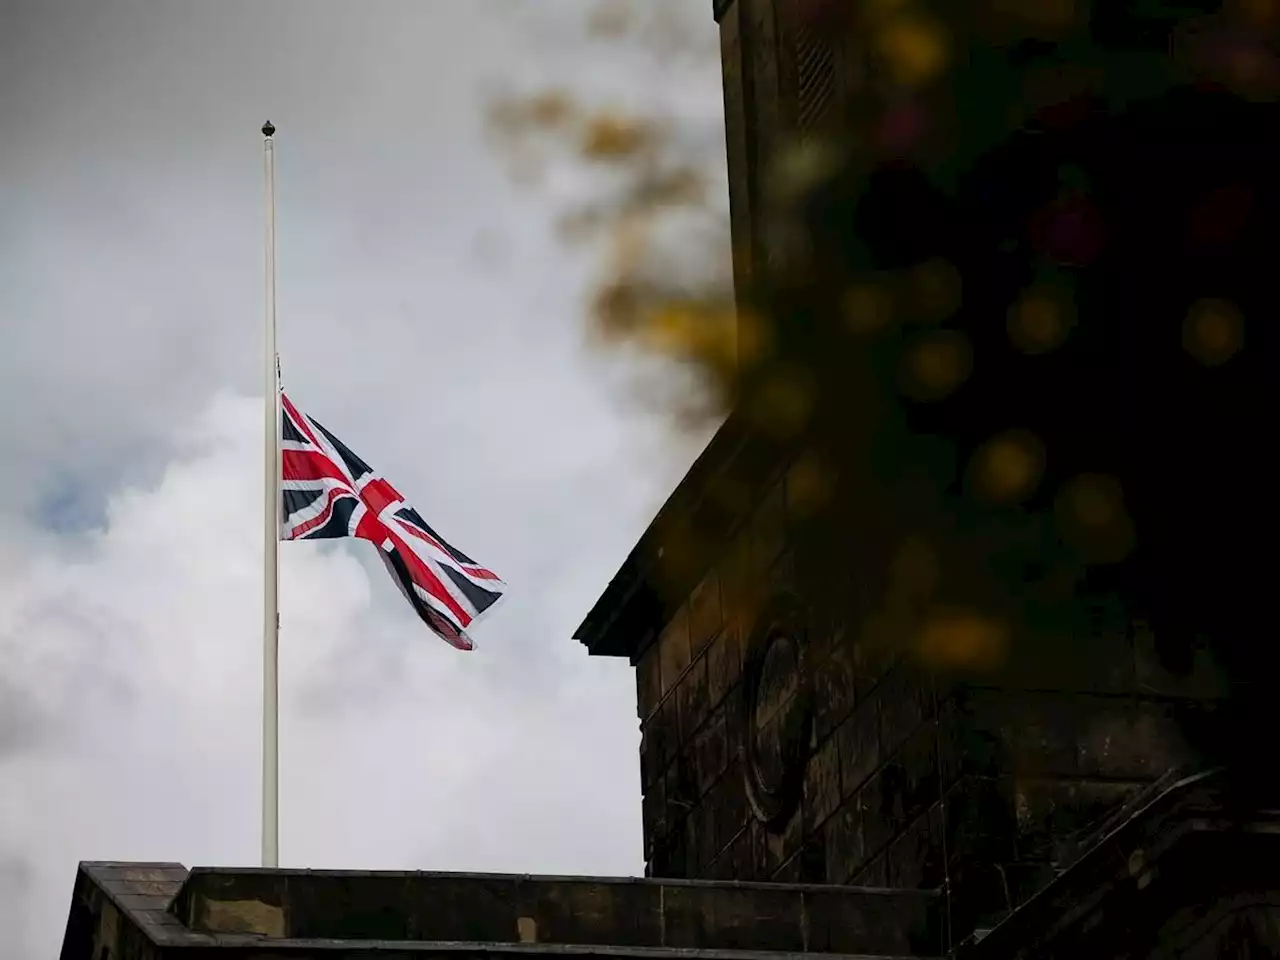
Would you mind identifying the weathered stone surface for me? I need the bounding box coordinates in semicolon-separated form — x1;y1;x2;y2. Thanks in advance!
884;807;943;890
812;643;857;743
679;653;712;746
822;801;863;885
1008;777;1144;863
636;644;662;721
750;480;788;575
690;570;723;658
876;668;931;760
1074;697;1190;779
706;621;743;711
644;695;676;784
66;861;955;958
803;733;842;834
1132;621;1230;701
642;773;666;844
942;777;1017;866
838;700;882;802
897;722;940;826
659;605;691;698
693;708;730;797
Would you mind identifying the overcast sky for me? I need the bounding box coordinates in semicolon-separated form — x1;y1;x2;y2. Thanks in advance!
0;2;725;956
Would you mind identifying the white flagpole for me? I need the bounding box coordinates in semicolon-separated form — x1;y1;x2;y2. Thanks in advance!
261;120;281;869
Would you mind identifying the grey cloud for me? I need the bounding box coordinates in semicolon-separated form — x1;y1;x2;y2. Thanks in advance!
0;678;46;758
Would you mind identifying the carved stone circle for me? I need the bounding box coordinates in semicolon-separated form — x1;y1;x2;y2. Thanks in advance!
741;591;814;828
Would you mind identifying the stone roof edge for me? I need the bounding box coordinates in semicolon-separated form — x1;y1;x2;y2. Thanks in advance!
572;414;746;661
958;767;1233;958
76;861;217;948
74;861;945;956
572;412;796;663
181;865;938;895
172;936;937;959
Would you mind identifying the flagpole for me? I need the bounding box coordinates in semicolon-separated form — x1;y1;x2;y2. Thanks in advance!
261;120;281;869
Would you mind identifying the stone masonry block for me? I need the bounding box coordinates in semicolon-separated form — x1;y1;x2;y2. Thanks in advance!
857;767;897;863
647;694;677;775
690;569;723;657
750;479;787;576
837;699;881;801
995;599;1135;695
718;825;753;881
1010;776;1146;862
705;761;750;862
958;688;1080;777
1075;697;1191;779
803;731;842;834
877;665;931;758
768;549;797;594
720;524;758;629
664;751;698;830
686;796;720;875
693;708;729;797
639;722;660;791
852;850;889;887
659;605;691;698
813;641;857;742
1133;621;1230;699
642;772;667;842
771;852;803;883
898;719;941;824
731;677;751;750
886;805;945;889
636;643;662;722
706;619;742;711
852;623;897;699
677;653;711;741
942;776;1017;866
755;805;803;878
823;798;865;884
661;881;803;952
799;836;828;883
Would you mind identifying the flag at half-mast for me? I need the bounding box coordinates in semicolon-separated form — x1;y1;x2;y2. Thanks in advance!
279;392;504;650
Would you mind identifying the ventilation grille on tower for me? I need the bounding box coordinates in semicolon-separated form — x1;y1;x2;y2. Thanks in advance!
795;19;836;133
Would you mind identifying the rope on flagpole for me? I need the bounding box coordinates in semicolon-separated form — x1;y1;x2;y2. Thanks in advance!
262;120;281;869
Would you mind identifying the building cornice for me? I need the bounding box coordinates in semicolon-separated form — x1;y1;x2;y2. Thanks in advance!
573;410;793;662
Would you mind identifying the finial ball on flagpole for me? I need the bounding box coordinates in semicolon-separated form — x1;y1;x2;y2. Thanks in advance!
262;121;276;138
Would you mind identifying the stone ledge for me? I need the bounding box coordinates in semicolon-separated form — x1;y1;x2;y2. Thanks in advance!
63;862;945;959
174;870;944;957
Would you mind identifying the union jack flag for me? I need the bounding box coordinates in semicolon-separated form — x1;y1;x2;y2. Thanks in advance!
280;392;504;650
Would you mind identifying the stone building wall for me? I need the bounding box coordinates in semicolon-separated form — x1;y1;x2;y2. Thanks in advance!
623;0;1235;926
634;454;1227;930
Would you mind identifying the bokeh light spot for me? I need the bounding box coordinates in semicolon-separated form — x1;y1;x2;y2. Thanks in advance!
1008;290;1073;354
1183;298;1244;366
910;259;962;323
969;430;1045;504
748;366;816;439
1055;474;1135;564
900;330;973;401
889;537;940;606
876;14;950;88
786;452;836;519
917;610;1008;669
843;283;895;335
